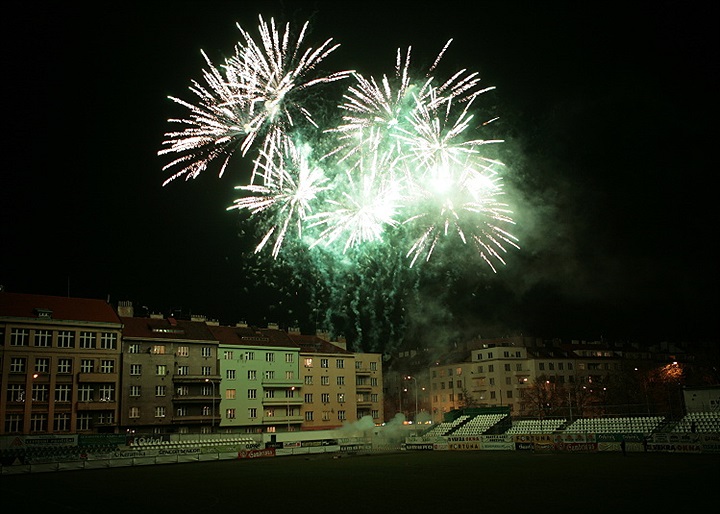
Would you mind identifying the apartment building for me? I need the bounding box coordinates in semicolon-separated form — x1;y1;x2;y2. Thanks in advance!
119;306;220;435
0;293;123;435
208;323;303;434
288;332;384;430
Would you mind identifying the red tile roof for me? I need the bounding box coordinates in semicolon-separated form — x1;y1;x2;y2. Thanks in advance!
0;292;121;324
121;316;217;341
208;325;299;348
288;333;352;354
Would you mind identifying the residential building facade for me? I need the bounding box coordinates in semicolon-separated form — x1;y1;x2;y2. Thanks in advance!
209;323;303;434
0;293;123;435
119;306;220;435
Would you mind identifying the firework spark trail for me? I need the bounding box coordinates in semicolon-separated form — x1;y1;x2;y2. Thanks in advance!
227;133;329;258
306;151;403;252
159;15;351;185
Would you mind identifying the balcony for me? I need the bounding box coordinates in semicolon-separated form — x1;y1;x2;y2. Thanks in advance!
76;400;117;411
172;374;220;383
173;394;219;403
261;397;304;406
262;414;303;424
260;379;303;388
170;414;220;425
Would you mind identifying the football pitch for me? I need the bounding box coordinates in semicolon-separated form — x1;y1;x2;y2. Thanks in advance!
2;450;718;513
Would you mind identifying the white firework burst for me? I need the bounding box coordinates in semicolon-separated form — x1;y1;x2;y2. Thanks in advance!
227;133;329;258
159;15;351;185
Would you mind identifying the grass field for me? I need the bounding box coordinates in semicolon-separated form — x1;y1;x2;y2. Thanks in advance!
2;450;718;513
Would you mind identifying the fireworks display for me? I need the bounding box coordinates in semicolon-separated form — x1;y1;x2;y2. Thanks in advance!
160;15;521;350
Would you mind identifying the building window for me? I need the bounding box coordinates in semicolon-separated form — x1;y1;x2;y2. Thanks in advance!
99;385;114;401
155;386;166;397
337;393;345;403
285;353;294;363
176;386;189;396
370;362;377;371
202;366;211;376
321;393;330;403
336;359;344;369
98;412;114;425
321;376;329;386
5;414;23;433
10;328;29;346
248;388;257;399
266;352;275;362
226;408;236;419
226;389;236;400
81;359;94;373
305;411;314;421
265;370;275;380
151;345;166;355
304;376;313;385
304;393;313;403
35;358;50;373
100;333;117;350
128;343;141;353
101;360;115;373
244;351;255;360
156;365;168;376
337;410;346;421
224;350;234;360
227;370;237;380
337;376;345;386
77;414;91;431
285;371;294;380
55;384;71;402
10;358;26;373
304;358;313;368
176;407;188;417
504;364;511;372
248;408;257;419
177;366;189;376
265;390;275;399
34;329;52;347
129;385;141;397
154;407;166;418
32;384;49;402
57;359;72;374
130;364;142;376
78;385;93;402
30;414;48;433
57;331;75;348
129;407;140;419
79;331;96;349
321;358;329;368
8;385;24;402
54;413;71;432
202;347;212;358
177;346;189;357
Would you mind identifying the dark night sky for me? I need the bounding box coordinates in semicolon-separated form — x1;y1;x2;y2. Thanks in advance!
2;1;716;346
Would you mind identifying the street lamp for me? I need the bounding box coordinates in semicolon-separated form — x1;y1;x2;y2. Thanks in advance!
405;376;418;423
205;378;215;433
